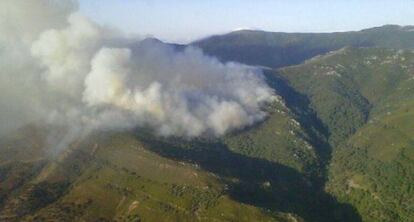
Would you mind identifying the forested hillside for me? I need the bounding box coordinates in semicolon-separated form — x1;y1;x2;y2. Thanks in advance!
274;47;414;221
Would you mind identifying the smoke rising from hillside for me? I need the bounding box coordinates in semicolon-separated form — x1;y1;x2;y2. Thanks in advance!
0;0;276;150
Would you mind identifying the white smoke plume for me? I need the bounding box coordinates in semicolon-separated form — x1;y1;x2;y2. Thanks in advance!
0;0;276;150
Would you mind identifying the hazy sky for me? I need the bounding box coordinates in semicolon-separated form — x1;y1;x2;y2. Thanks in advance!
80;0;414;43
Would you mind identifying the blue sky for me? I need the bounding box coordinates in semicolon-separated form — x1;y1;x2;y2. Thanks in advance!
80;0;414;43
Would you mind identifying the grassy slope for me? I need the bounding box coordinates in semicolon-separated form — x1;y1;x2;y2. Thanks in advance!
276;47;414;221
0;131;285;222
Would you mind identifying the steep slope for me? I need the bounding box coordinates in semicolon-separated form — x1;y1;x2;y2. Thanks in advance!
193;25;414;69
328;106;414;222
273;47;414;221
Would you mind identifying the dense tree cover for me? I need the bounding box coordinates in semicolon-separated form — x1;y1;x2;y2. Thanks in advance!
277;47;414;221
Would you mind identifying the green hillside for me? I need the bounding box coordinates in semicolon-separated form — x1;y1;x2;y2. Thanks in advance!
273;47;414;221
0;129;285;222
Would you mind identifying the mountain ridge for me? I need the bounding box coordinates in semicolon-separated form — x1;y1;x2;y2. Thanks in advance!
192;24;414;69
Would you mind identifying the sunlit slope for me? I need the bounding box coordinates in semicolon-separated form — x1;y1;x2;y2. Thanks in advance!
0;130;292;222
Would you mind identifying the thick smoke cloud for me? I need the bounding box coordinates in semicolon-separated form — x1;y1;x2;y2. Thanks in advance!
0;0;78;135
0;0;276;149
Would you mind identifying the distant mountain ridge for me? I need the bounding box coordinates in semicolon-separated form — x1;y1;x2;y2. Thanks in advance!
192;25;414;68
